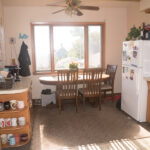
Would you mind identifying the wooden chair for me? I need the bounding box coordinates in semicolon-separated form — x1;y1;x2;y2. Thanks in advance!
56;69;78;113
78;68;103;110
102;64;117;102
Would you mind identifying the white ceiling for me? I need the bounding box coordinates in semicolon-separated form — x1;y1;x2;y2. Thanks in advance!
2;0;140;6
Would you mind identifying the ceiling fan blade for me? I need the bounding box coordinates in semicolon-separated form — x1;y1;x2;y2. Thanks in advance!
79;6;99;11
52;9;65;14
46;4;66;7
76;9;83;16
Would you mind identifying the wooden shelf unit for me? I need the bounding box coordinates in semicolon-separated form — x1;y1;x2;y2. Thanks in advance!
2;140;30;148
0;90;31;148
0;106;28;114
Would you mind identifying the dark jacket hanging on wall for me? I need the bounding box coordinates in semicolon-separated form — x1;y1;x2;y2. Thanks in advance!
18;41;31;76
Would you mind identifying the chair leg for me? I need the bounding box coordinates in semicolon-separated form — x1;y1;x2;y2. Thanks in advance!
56;94;59;108
76;96;78;112
58;98;62;114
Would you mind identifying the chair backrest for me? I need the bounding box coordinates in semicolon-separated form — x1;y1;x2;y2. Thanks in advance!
106;65;117;87
57;69;78;97
82;68;103;96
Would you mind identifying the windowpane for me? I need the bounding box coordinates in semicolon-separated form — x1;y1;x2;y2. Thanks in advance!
53;26;84;70
88;26;102;68
34;26;51;71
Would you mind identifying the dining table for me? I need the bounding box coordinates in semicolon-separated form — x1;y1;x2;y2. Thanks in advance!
39;73;110;85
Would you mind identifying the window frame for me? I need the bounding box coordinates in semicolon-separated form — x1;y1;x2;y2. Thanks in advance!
31;22;105;75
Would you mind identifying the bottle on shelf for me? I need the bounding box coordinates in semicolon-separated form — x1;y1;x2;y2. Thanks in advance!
140;23;145;40
139;26;143;40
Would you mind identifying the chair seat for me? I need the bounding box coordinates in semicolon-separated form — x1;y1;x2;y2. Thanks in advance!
101;84;112;90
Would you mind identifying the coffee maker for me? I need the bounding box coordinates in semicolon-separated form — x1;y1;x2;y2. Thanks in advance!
5;66;20;82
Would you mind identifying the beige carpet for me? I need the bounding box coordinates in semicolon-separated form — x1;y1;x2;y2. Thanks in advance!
3;101;150;150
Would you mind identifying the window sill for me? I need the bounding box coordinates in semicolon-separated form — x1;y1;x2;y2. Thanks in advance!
33;70;84;76
33;71;57;76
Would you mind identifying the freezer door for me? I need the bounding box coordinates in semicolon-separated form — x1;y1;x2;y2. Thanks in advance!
122;41;131;66
122;41;142;67
121;66;140;121
129;41;142;68
129;40;150;70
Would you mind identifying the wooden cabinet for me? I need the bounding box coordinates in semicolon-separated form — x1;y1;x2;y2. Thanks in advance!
0;79;31;148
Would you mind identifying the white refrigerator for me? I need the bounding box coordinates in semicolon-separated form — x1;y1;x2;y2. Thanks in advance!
121;40;150;122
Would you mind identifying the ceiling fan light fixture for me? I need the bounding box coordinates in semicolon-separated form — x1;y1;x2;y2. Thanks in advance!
66;0;81;7
65;6;78;16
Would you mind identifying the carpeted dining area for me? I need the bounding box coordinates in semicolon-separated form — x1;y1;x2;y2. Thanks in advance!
3;101;150;150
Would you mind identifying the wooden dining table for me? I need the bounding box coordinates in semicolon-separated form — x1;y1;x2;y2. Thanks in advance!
39;73;110;85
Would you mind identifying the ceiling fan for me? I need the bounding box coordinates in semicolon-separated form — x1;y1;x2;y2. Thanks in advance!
47;0;100;16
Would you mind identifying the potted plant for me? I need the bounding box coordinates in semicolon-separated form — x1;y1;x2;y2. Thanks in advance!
69;62;78;70
126;26;140;41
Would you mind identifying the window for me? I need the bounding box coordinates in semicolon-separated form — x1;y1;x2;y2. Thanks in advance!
33;25;51;71
53;26;84;70
88;26;102;68
32;23;105;74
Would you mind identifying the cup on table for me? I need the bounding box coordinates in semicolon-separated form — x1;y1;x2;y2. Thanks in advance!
1;134;7;144
18;117;26;126
5;118;12;127
0;118;5;128
17;101;24;109
11;118;17;127
10;100;17;110
0;102;4;111
7;134;13;142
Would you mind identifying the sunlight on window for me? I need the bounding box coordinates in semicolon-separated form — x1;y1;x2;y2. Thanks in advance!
34;26;51;71
53;26;84;70
88;26;102;68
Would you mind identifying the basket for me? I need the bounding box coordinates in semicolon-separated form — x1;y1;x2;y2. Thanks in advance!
0;77;14;89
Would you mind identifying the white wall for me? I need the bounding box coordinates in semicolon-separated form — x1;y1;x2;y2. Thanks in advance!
0;0;5;67
0;0;2;15
140;0;150;11
4;5;127;99
127;3;150;32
